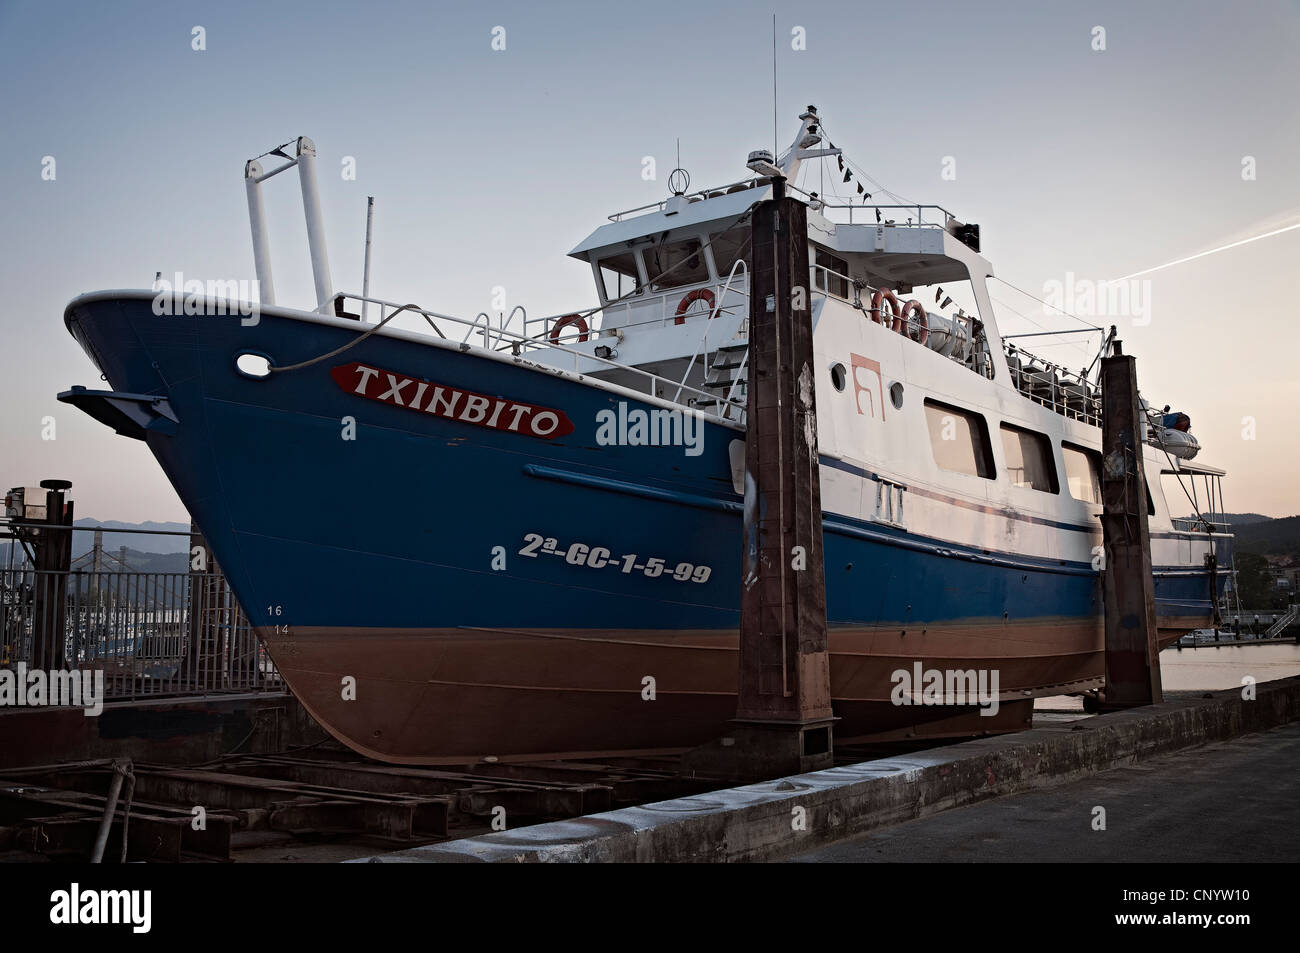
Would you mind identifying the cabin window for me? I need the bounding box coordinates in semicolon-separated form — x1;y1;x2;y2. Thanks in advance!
598;251;641;301
1062;443;1101;504
709;227;750;278
924;399;995;479
1000;424;1059;493
812;247;849;299
643;238;709;291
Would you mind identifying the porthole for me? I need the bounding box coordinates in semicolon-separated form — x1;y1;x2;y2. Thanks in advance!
890;381;904;409
235;352;273;379
830;363;847;392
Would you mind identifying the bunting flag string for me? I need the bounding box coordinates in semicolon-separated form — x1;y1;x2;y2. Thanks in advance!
820;138;873;204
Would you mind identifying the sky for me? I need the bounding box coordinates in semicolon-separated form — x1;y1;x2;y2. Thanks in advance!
1;0;1298;522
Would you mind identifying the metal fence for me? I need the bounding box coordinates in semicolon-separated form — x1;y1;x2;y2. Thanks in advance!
1;565;280;701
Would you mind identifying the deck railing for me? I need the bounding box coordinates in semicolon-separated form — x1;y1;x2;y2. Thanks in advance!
335;291;746;421
1004;342;1102;426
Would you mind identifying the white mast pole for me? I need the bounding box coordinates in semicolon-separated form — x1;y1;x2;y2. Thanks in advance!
361;196;375;323
296;136;334;314
244;159;276;306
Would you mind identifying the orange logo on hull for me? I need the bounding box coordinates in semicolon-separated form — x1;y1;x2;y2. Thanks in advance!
851;353;885;420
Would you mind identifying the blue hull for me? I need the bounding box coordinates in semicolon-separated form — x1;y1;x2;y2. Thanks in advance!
62;294;1227;759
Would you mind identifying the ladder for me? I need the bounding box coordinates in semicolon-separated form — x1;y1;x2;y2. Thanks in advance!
693;339;749;420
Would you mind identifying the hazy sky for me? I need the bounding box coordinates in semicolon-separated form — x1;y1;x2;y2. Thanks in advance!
2;0;1298;522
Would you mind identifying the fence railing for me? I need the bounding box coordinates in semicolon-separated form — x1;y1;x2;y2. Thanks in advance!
1005;342;1102;426
1;566;279;702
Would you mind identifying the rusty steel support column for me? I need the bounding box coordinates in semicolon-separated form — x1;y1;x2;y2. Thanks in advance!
1099;345;1163;709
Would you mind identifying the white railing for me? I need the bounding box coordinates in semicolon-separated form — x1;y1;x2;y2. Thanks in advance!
334;291;745;422
673;258;749;403
810;262;854;301
1266;604;1299;639
1171;517;1232;534
522;274;752;346
788;184;957;229
460;305;528;351
1005;342;1101;425
605;178;958;231
465;312;493;347
607;177;771;221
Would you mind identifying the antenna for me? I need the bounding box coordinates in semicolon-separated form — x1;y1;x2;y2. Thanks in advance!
772;14;778;158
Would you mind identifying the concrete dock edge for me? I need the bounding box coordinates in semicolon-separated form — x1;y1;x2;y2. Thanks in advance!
357;677;1300;863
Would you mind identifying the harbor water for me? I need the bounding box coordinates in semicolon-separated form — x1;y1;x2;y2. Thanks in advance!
1160;641;1300;691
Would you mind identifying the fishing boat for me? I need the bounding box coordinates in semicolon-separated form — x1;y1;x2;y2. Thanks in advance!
60;107;1232;762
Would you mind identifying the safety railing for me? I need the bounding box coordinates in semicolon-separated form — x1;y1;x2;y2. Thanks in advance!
1266;604;1300;639
811;262;854;301
1208;608;1300;641
1171;517;1232;534
788;185;957;229
520;272;753;346
823;274;993;381
334;291;746;422
1004;342;1101;426
605;178;958;231
465;305;528;351
607;176;773;221
673;258;750;403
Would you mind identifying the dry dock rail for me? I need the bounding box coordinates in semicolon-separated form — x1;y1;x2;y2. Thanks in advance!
0;748;727;862
5;679;1294;863
0;737;953;862
358;677;1300;863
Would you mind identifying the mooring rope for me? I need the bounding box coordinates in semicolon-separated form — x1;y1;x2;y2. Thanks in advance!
265;303;435;374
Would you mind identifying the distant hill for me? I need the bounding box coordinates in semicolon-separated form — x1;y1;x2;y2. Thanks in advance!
1;518;191;570
70;519;191;556
1179;513;1274;527
1215;513;1274;527
1173;512;1299;556
2;543;190;574
1232;515;1300;557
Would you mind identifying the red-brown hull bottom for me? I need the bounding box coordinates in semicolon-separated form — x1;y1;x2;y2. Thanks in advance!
263;618;1199;764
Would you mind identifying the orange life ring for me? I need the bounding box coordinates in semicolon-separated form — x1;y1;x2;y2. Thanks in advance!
549;313;589;344
673;288;717;325
900;300;930;346
870;288;900;328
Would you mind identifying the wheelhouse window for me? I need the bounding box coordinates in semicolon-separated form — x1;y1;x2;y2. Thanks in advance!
812;246;849;299
597;251;642;301
1062;442;1101;504
709;227;750;278
1000;424;1059;492
924;399;995;478
643;238;709;291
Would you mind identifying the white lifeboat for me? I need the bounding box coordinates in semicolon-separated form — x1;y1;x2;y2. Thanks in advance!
1147;409;1200;460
